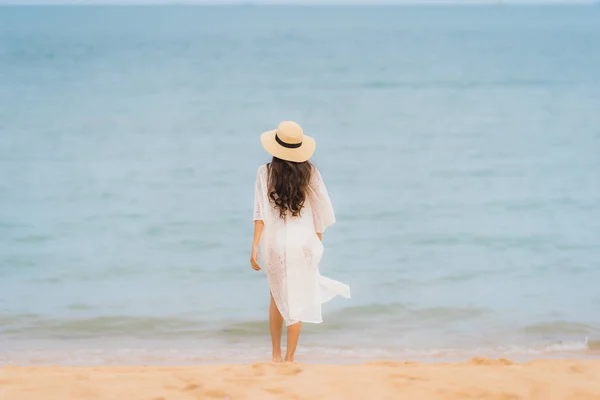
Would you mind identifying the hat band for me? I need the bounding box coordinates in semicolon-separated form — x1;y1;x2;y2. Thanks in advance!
275;133;302;149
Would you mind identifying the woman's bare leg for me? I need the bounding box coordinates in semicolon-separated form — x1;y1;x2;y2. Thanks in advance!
269;294;283;362
285;322;302;362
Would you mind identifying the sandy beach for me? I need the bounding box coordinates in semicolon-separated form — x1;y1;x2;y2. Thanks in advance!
2;358;600;400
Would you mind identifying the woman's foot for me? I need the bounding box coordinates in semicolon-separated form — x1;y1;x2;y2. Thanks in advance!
272;351;283;363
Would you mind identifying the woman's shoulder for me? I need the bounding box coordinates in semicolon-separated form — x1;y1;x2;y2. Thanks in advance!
310;165;323;182
256;163;269;179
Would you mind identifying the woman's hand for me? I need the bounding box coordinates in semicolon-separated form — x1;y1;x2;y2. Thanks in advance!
250;245;261;271
251;221;264;271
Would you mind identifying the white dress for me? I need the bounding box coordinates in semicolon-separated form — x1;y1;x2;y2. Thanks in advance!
253;164;351;326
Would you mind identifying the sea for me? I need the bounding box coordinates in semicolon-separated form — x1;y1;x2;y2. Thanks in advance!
1;5;599;365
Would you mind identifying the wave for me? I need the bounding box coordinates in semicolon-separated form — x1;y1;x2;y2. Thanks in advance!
0;305;489;339
523;321;600;336
2;310;598;358
13;234;52;243
0;315;207;339
218;320;270;337
362;79;569;90
1;339;597;366
328;303;491;323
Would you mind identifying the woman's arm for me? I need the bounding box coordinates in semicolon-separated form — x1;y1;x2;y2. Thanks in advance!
310;167;336;234
250;220;264;271
253;220;264;247
251;166;266;271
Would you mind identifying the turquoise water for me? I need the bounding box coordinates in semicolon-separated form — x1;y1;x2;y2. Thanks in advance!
1;5;600;364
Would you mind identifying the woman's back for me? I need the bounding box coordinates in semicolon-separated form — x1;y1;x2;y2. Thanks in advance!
250;121;350;362
253;163;334;234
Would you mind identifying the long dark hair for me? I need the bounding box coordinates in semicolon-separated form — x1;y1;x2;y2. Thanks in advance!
267;157;313;219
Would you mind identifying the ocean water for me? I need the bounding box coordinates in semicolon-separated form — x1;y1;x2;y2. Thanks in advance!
1;5;600;365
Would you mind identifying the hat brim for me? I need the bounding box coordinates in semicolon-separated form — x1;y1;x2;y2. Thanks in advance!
260;129;316;163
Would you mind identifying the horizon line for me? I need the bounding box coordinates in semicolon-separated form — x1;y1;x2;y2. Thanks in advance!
0;2;597;5
0;0;597;5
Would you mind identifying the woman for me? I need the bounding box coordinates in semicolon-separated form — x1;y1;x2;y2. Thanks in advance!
251;121;351;363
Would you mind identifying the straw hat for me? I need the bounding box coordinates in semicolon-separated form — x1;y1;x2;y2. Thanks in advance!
261;121;315;163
